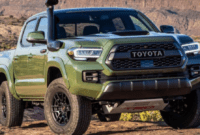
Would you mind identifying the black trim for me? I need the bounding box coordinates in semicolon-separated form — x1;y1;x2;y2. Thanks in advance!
45;0;58;7
178;35;194;45
111;30;149;36
46;2;62;52
99;72;189;83
109;49;182;60
97;78;191;100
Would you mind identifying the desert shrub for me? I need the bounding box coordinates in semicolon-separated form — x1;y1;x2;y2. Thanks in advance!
120;113;134;121
20;21;25;26
4;45;10;49
139;111;152;121
9;15;13;18
120;112;141;121
120;111;163;122
140;111;163;122
192;36;200;43
8;22;13;25
1;43;5;48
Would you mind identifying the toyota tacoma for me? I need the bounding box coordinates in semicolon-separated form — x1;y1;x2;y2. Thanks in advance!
0;0;200;134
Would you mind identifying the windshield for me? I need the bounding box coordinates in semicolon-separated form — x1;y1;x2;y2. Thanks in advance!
55;10;159;39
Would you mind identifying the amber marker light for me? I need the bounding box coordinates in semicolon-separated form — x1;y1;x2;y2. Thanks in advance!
68;50;74;56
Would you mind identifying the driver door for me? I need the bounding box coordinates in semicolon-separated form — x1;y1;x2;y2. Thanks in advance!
13;19;37;97
26;17;48;97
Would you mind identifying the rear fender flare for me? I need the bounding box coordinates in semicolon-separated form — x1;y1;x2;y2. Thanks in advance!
0;65;20;100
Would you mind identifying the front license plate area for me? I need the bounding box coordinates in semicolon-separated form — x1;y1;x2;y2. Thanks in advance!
141;60;154;68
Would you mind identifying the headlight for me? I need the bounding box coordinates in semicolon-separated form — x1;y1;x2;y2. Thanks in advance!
182;42;200;55
67;48;103;61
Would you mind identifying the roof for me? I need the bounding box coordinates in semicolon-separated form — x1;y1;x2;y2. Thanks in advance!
28;7;137;20
54;7;136;14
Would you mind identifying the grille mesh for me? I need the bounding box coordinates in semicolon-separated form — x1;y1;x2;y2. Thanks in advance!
112;60;140;69
112;57;181;69
154;57;182;67
116;43;176;52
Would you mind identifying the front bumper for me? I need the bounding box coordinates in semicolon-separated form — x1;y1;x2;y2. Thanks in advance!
66;53;200;101
97;78;192;100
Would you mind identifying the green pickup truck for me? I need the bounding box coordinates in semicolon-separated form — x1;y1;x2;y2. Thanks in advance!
1;0;200;134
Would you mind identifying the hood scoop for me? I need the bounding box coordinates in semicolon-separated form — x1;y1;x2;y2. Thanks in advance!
111;30;149;36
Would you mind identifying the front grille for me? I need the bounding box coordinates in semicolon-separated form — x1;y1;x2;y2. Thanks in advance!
154;57;182;67
106;42;184;70
112;60;140;69
112;57;182;70
116;43;176;52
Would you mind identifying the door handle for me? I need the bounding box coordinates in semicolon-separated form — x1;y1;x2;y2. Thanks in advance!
40;49;47;54
28;54;33;58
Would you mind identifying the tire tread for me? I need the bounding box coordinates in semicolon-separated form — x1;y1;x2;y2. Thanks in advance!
0;81;24;127
44;78;92;135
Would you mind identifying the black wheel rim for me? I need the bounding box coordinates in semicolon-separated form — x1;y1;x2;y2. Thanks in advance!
51;92;71;126
2;93;6;118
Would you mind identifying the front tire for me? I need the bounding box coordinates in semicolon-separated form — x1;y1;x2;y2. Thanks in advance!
161;90;200;129
0;81;24;127
44;78;92;135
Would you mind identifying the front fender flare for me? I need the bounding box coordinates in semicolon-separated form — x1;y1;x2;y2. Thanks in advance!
0;65;20;100
46;57;70;89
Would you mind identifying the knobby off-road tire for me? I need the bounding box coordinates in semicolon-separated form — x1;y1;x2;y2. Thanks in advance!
0;81;24;127
161;90;200;129
44;78;92;135
97;113;121;122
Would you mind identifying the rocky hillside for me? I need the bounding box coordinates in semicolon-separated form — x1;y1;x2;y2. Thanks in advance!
0;0;200;36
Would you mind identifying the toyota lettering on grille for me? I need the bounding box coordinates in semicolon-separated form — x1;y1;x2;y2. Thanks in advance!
132;50;164;58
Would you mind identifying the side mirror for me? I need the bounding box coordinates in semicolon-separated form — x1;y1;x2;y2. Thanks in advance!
160;25;175;34
45;0;58;7
26;31;47;44
47;41;63;52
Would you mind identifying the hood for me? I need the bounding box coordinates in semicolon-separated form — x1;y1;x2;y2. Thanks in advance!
59;31;194;48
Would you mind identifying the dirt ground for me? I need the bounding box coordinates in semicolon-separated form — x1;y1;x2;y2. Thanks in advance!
0;107;200;135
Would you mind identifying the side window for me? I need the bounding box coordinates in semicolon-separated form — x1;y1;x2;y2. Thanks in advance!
21;19;37;47
36;17;48;45
112;17;126;31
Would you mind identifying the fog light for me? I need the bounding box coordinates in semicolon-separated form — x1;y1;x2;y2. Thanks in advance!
191;71;199;76
83;71;99;83
190;65;200;77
